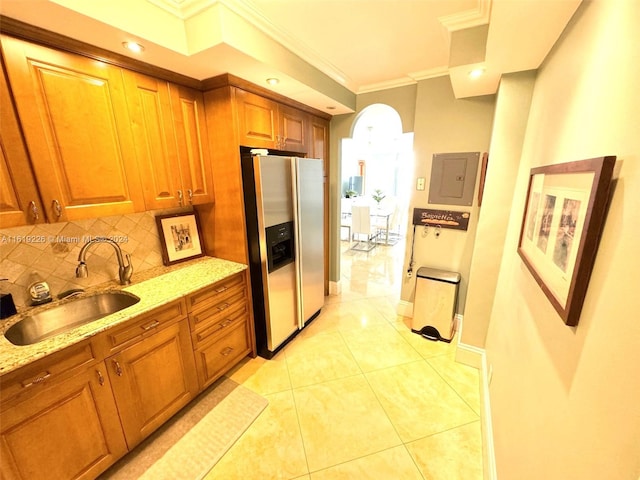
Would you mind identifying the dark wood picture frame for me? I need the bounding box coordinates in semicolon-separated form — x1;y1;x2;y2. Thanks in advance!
517;156;616;326
156;211;205;266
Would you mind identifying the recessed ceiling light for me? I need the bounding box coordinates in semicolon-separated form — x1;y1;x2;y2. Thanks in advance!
266;78;280;86
469;68;485;79
123;41;144;53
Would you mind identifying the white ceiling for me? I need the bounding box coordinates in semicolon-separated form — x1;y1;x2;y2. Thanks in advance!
0;0;582;114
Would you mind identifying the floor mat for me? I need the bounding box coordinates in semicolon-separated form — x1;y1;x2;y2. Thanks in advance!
100;377;268;480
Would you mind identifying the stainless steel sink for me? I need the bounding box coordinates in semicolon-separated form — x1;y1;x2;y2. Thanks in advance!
4;291;140;346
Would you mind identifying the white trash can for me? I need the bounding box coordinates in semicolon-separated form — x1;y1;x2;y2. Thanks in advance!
411;267;461;342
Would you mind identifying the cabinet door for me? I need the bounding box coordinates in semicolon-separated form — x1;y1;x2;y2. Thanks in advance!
309;116;330;295
278;104;308;153
0;60;45;227
107;318;197;448
123;71;183;210
234;88;278;148
1;35;144;222
169;84;214;205
0;362;127;480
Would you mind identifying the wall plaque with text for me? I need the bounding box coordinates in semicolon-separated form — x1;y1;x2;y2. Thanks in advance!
412;208;470;231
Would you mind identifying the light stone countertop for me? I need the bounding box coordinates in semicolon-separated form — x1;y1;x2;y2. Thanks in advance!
0;256;247;376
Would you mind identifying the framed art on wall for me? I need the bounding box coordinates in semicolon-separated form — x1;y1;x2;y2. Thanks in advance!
156;212;205;266
517;156;616;326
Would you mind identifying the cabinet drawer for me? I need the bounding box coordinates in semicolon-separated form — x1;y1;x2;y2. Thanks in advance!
194;321;251;389
99;299;186;356
0;339;98;405
189;288;247;332
186;272;245;312
192;306;248;348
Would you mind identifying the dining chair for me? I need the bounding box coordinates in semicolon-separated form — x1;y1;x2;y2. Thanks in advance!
350;205;377;251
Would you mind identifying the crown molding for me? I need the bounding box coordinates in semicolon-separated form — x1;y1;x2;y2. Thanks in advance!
145;0;354;89
145;0;215;19
220;0;353;88
409;66;450;82
439;0;492;32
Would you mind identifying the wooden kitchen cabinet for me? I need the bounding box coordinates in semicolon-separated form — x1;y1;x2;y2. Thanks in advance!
308;115;331;294
0;35;145;222
200;77;331;275
0;360;127;480
0;59;45;227
235;88;309;152
105;307;198;449
123;71;214;209
187;271;253;389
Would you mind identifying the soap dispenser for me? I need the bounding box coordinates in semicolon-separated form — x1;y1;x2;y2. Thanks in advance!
0;278;18;319
28;271;52;306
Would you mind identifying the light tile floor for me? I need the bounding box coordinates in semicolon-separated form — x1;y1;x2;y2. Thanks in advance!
205;241;483;479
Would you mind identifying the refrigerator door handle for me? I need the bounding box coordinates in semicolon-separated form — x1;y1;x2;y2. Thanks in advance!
291;157;303;329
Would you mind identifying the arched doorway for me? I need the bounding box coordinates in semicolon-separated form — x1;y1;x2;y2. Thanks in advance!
338;104;414;297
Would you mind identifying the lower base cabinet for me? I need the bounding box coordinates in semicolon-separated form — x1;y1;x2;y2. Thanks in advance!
0;272;253;479
194;320;251;389
108;318;198;449
0;361;127;480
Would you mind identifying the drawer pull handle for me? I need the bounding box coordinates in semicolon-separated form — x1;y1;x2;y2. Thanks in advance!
221;346;234;356
217;303;230;311
215;286;228;293
97;369;105;386
220;319;233;328
113;359;123;376
29;201;39;221
141;320;160;331
22;371;51;388
52;199;62;218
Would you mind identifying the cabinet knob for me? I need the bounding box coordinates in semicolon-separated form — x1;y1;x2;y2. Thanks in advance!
177;190;183;206
96;369;105;386
187;189;193;204
29;201;39;221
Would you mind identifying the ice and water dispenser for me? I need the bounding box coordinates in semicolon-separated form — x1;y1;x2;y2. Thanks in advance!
411;267;461;343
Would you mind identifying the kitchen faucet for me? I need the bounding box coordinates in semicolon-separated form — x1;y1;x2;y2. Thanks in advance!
76;237;133;285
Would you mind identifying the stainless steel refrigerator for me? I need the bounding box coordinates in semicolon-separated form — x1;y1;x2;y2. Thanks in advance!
241;152;324;358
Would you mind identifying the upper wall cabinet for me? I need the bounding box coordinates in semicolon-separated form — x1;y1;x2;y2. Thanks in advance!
123;71;213;209
0;35;145;222
235;89;308;153
0;60;46;227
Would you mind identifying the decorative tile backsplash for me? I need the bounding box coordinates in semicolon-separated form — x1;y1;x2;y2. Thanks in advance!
0;207;193;308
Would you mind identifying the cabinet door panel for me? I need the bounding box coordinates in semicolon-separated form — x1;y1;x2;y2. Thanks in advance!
123;71;182;209
0;62;45;226
108;319;197;448
1;36;144;221
0;362;127;480
169;84;214;205
234;89;277;148
279;104;307;152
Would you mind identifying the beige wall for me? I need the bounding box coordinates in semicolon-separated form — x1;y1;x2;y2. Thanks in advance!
401;76;495;311
463;70;536;347
485;0;640;478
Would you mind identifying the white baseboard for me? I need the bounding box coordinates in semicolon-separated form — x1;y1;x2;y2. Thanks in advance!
329;280;342;295
479;351;498;480
455;341;483;369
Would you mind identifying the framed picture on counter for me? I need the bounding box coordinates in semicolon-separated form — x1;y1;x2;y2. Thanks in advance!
517;156;616;327
156;211;204;266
